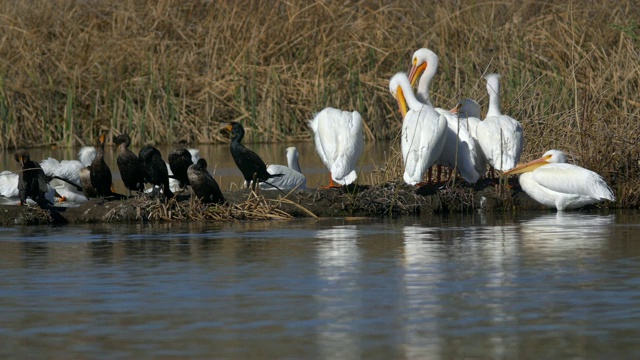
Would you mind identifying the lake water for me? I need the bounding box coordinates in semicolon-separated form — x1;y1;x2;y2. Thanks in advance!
1;210;640;358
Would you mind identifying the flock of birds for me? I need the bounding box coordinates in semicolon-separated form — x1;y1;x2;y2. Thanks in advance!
306;47;616;211
0;47;616;212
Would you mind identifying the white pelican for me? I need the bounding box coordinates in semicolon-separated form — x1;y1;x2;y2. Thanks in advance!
389;72;447;185
40;146;97;204
260;146;307;191
450;99;487;176
408;48;479;184
504;150;615;211
475;74;524;172
309;107;364;187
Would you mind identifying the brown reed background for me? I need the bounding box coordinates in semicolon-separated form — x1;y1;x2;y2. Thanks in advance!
1;0;639;204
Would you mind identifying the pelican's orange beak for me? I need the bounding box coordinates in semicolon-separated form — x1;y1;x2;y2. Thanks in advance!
449;102;462;114
408;61;427;88
396;86;408;118
503;154;553;175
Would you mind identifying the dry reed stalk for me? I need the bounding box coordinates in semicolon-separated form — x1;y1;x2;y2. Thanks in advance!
134;189;309;221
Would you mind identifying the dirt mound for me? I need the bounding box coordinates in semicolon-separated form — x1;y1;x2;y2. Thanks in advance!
0;179;589;226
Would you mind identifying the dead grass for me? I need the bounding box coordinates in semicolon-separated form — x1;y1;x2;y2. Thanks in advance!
1;0;639;204
134;190;318;221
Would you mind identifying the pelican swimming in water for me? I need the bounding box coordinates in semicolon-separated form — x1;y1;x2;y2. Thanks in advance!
504;149;615;211
309;107;364;188
389;72;447;186
408;48;479;184
475;73;524;172
260;146;307;191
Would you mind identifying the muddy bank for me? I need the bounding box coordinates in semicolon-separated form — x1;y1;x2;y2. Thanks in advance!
0;179;596;226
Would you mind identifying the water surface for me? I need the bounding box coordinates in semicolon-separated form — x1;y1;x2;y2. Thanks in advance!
1;211;640;358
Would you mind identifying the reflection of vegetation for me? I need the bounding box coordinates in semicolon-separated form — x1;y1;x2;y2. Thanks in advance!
609;20;639;42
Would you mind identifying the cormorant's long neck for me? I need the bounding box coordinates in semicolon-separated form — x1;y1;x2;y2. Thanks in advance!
231;131;244;146
96;142;105;161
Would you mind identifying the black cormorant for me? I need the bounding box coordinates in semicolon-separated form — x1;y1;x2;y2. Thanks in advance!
90;133;113;201
115;133;145;196
14;149;50;207
225;122;282;189
168;145;193;190
187;158;225;205
139;145;173;199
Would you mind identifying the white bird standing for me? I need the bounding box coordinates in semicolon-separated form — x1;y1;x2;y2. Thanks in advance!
389;72;447;186
504;149;615;211
40;146;97;204
260;146;307;191
408;48;479;184
309;107;364;188
475;73;524;172
450;98;487;176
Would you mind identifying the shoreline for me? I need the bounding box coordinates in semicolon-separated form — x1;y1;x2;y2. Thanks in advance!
1;179;614;226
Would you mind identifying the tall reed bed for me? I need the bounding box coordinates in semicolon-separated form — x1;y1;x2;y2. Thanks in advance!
1;0;639;202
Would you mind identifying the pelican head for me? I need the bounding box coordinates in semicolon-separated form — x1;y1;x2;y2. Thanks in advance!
504;149;567;175
389;72;411;117
408;48;438;87
449;98;482;119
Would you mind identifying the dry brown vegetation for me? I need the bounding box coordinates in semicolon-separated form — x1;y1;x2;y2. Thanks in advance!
1;0;639;205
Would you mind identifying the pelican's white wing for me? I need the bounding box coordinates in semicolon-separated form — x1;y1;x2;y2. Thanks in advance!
40;157;87;204
532;163;615;201
310;107;364;185
476;115;523;171
260;165;306;191
188;148;200;164
40;158;61;177
56;160;84;186
78;146;97;167
460;116;486;174
0;171;19;198
401;108;447;185
435;109;480;184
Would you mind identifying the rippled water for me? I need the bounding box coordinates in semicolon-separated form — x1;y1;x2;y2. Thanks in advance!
1;211;640;358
